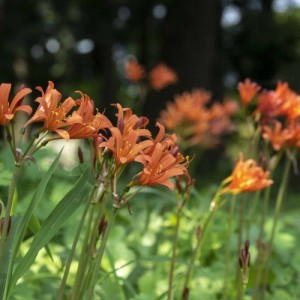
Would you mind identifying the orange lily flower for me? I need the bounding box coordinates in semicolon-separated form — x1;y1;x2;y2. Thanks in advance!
67;92;112;139
113;103;151;138
238;78;260;106
0;83;32;126
100;127;153;165
124;59;145;82
263;121;300;150
149;63;178;91
145;122;177;155
134;142;189;190
222;154;273;194
25;81;82;140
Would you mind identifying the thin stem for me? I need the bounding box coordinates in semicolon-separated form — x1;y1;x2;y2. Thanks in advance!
236;195;246;300
5;127;17;161
71;185;105;299
78;202;105;299
182;193;225;297
222;197;236;300
10;123;17;156
85;207;119;299
22;130;48;158
56;198;91;300
0;163;21;259
167;208;182;300
261;156;292;299
246;190;260;240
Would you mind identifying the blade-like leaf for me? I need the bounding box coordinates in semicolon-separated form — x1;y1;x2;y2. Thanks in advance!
28;214;53;261
0;215;22;300
11;149;63;262
9;168;91;291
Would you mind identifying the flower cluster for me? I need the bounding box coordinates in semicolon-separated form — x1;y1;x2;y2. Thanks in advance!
222;153;273;195
158;89;238;148
1;81;189;191
238;78;300;151
124;58;178;91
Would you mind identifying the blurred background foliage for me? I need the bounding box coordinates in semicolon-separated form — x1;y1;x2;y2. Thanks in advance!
1;1;300;298
2;0;300;120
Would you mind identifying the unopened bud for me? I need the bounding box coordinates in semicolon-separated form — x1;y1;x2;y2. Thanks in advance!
259;153;268;171
117;119;124;133
182;287;189;300
98;215;108;238
170;146;179;157
0;217;12;237
195;225;202;239
20;127;26;135
133;117;148;130
77;146;84;164
239;240;251;284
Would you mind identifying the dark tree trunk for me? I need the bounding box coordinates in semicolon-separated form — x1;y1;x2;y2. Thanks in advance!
143;0;223;128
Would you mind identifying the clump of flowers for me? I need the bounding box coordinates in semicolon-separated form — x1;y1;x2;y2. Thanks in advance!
221;153;273;195
0;80;191;300
149;63;178;91
0;83;32;126
238;78;300;151
123;57;178;91
158;89;238;149
124;58;145;82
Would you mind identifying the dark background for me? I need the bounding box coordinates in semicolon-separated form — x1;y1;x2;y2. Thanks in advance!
1;0;300;121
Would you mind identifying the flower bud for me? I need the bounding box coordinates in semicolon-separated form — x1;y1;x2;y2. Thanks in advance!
239;240;251;284
195;225;202;239
0;216;12;237
77;146;84;164
98;215;108;238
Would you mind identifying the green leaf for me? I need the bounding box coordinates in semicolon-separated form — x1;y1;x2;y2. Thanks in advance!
28;214;53;262
0;151;63;300
0;163;12;186
0;215;22;300
9;168;91;293
11;149;63;263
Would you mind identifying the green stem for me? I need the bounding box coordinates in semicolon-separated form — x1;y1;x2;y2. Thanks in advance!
167;208;182;300
0;163;21;259
71;184;105;299
22;130;48;158
85;207;119;299
236;195;246;300
223;197;236;300
56;198;91;300
182;193;224;297
78;202;105;299
246;190;260;240
261;155;292;299
5;127;17;161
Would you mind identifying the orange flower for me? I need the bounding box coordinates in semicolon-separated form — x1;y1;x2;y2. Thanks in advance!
124;59;145;82
0;83;32;126
99;103;154;165
66;92;112;139
238;78;260;106
149;63;178;91
263;121;300;150
113;103;151;138
145;122;177;155
134;142;189;190
161;90;210;127
100;127;153;165
223;154;273;194
159;90;237;148
256;82;300;123
25;81;82;140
